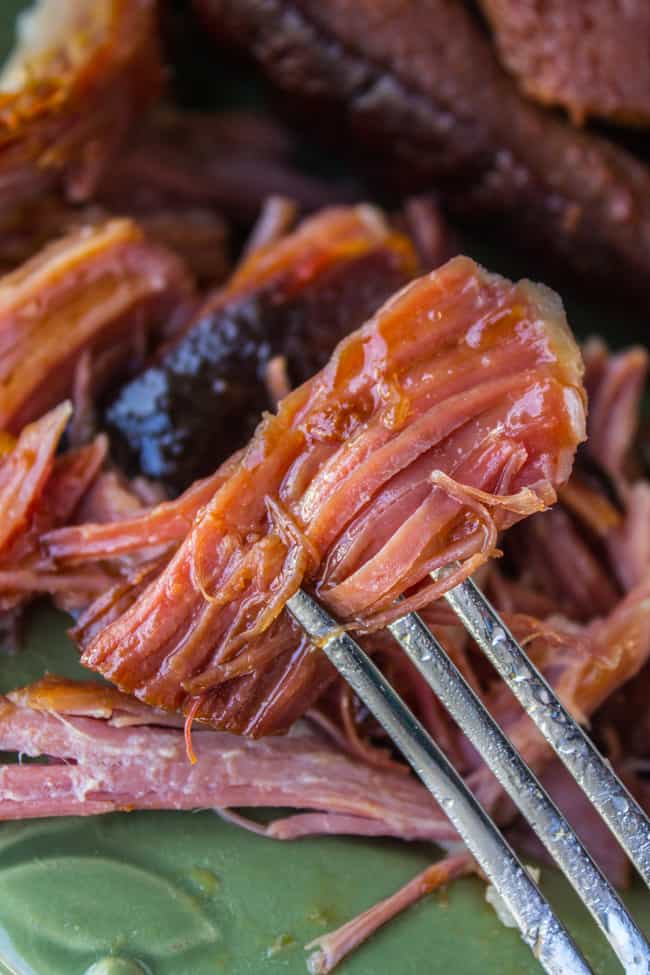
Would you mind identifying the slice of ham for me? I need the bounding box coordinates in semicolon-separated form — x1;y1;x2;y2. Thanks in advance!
0;676;456;847
78;256;586;735
0;218;192;433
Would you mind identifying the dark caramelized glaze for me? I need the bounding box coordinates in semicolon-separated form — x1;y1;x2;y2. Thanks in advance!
105;207;417;492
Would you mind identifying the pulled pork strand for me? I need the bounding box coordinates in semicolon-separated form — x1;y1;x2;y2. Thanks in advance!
77;256;586;735
305;853;474;975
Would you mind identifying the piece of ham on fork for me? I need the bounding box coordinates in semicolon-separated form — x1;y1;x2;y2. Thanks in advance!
71;255;586;735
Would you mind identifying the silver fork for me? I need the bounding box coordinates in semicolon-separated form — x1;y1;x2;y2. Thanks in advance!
287;574;650;975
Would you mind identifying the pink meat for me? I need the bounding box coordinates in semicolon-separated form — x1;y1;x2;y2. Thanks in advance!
0;677;455;846
77;256;586;735
583;339;648;481
305;852;473;974
0;405;112;614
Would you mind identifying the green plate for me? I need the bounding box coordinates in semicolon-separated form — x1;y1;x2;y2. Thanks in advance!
0;4;649;974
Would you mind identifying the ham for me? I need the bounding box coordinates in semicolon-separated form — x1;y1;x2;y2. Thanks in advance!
0;676;456;847
305;852;474;974
103;205;418;491
0;403;111;617
503;337;648;620
46;465;233;566
0;219;192;433
0;0;161;207
582;340;648;483
76;256;586;734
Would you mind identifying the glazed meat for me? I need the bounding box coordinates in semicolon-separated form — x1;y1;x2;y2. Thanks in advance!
480;0;650;126
0;218;192;434
0;0;161;207
196;0;650;310
77;256;586;735
105;206;417;492
0;403;110;618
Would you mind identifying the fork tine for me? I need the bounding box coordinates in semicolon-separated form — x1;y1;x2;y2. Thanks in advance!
287;588;592;975
388;609;650;971
444;574;650;891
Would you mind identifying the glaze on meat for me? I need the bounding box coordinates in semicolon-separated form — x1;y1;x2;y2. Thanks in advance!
79;256;586;735
105;206;417;492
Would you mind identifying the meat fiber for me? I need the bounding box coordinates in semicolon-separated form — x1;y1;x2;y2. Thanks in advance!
0;676;455;846
503;339;648;619
479;0;650;126
45;465;235;568
104;206;417;491
0;403;111;619
0;0;161;207
0;218;192;434
305;852;474;974
582;340;648;483
77;256;586;735
196;0;650;311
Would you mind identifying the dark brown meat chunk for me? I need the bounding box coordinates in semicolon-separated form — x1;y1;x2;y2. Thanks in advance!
195;0;650;311
480;0;650;126
104;206;417;492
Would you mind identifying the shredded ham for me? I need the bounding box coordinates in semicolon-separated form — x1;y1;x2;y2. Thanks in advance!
0;236;645;972
583;340;648;482
0;403;112;615
0;5;644;966
74;256;585;735
0;677;457;848
45;462;237;566
0;219;192;433
305;852;474;974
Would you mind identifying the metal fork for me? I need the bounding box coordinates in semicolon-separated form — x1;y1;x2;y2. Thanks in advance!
287;574;650;975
